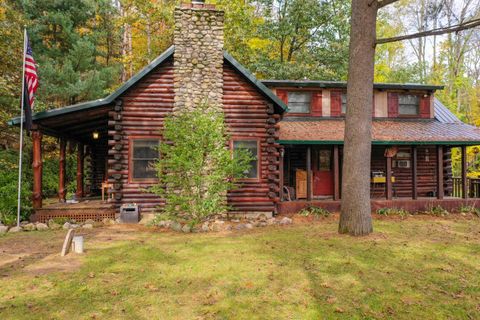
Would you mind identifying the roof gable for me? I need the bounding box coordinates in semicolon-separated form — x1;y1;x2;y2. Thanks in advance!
9;46;286;125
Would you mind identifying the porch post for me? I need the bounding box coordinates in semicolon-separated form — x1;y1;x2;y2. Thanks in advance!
412;146;418;200
76;143;84;199
306;146;312;201
437;145;444;199
333;145;340;200
386;155;393;200
461;145;468;199
32;130;43;209
279;146;284;201
58;138;67;203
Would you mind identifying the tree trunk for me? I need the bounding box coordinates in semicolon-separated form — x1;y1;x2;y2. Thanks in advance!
339;0;377;236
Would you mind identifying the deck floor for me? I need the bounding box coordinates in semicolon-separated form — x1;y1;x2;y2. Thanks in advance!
41;199;115;210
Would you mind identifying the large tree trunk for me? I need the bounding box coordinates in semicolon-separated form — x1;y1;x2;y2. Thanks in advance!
339;0;377;236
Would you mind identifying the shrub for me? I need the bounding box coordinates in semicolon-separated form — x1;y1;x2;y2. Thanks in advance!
151;104;253;224
458;205;480;217
299;206;330;218
425;205;449;216
376;208;409;218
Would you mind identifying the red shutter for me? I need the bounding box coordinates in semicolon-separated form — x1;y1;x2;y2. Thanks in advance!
311;91;322;116
330;91;341;116
276;89;288;104
419;95;431;118
387;92;399;118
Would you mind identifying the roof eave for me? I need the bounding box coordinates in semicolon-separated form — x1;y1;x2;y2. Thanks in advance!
223;51;288;113
262;80;444;91
278;140;480;146
9;46;176;126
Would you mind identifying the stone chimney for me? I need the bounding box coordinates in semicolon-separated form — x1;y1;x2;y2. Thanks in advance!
173;1;224;112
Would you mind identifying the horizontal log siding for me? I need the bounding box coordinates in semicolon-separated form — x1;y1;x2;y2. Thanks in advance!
107;60;174;213
224;65;280;214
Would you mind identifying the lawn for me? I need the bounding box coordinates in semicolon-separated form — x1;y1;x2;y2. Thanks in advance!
0;215;479;319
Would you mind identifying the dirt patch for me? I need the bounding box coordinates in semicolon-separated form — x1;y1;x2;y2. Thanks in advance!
0;225;148;277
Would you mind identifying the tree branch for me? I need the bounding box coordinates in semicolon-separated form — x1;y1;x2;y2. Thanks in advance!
376;18;480;44
377;0;401;9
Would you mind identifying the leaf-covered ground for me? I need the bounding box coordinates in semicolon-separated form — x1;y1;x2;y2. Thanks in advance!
0;215;479;319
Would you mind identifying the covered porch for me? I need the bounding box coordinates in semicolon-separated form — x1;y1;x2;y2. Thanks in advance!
277;115;480;213
9;100;115;222
278;143;478;213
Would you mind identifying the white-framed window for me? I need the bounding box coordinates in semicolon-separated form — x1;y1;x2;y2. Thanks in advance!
232;140;259;179
287;91;312;113
399;94;419;115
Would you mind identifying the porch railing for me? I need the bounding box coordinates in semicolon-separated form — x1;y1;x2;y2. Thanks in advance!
452;177;480;198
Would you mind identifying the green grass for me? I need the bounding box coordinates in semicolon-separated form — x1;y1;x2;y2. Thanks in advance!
1;218;480;319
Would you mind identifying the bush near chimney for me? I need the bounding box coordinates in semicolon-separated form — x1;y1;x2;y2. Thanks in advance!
151;104;253;225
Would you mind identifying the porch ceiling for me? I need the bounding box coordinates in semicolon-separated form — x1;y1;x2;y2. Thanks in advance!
31;105;111;143
279;118;480;145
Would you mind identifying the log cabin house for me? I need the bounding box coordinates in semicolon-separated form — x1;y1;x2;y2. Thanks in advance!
9;1;480;222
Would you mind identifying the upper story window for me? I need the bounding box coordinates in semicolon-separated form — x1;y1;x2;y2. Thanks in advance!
130;139;159;182
398;94;419;116
341;93;347;114
232;140;259;179
287;91;311;113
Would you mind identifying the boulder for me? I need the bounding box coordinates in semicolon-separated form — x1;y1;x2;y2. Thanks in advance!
23;223;36;231
181;224;192;233
48;220;62;230
84;219;95;225
245;223;253;230
235;224;246;230
266;218;277;226
0;225;9;234
36;223;49;231
8;226;22;233
279;217;293;225
70;224;80;229
82;224;93;229
63;222;71;229
170;221;182;232
201;222;210;232
102;218;115;225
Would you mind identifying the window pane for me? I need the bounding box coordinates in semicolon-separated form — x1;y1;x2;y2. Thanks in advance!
399;95;419;115
133;160;157;179
133;140;158;159
132;139;159;180
341;93;347;114
233;140;259;179
287;92;311;113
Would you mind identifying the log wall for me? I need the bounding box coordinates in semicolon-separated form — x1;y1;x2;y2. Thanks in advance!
223;65;281;214
107;59;174;213
106;58;281;215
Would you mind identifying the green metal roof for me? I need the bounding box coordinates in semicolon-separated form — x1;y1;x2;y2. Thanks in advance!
9;46;287;126
262;80;444;91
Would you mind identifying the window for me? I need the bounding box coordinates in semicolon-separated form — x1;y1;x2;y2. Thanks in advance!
130;139;159;181
399;94;419;115
233;140;259;179
287;92;311;113
341;93;347;114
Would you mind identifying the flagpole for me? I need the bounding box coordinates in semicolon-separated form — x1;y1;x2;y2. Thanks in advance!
16;27;27;228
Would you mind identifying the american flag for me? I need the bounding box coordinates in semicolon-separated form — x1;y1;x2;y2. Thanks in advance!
24;34;38;108
23;33;38;131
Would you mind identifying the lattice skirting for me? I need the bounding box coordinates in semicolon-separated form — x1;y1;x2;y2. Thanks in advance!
31;208;117;223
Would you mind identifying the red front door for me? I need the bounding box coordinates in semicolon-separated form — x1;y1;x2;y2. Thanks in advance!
313;148;334;196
